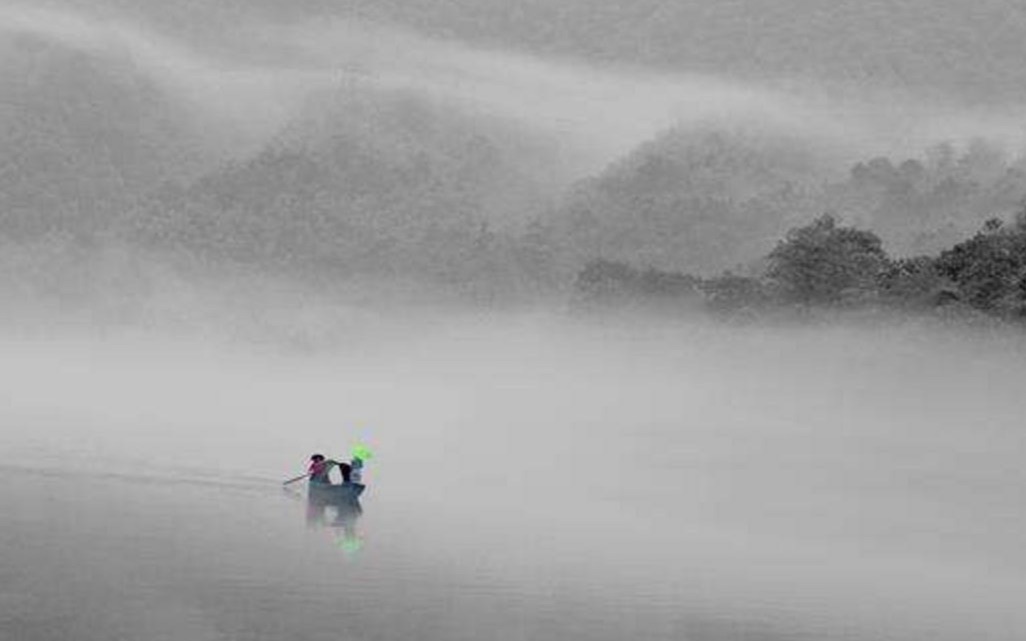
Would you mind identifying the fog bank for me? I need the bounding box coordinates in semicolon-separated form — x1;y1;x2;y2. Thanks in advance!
5;3;1026;172
2;316;1024;640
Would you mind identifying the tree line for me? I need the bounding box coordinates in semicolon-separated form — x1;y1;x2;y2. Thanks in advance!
574;210;1026;322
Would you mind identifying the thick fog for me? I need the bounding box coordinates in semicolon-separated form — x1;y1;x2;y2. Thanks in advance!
3;0;1026;639
6;3;1026;167
3;317;1025;640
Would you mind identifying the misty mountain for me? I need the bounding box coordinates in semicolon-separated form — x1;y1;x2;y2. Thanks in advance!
543;129;832;275
128;87;565;292
0;34;211;240
543;130;1026;277
819;143;1026;256
0;33;216;243
6;2;1026;306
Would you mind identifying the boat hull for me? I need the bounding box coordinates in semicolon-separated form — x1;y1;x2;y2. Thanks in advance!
308;482;365;505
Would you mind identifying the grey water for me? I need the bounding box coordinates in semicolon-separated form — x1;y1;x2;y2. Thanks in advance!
2;316;1024;641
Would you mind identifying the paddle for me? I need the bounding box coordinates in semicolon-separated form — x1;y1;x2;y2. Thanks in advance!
283;458;341;485
285;455;338;486
282;472;310;486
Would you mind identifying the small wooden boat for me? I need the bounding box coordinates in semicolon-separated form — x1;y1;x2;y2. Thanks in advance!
308;481;365;505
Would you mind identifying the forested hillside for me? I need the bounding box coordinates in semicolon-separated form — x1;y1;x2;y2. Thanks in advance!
544;132;1026;276
0;35;209;240
123;87;567;298
542;129;832;274
574;212;1026;323
5;2;1026;324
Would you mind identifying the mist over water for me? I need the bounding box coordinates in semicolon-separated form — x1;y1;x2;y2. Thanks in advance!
4;0;1026;638
3;316;1024;640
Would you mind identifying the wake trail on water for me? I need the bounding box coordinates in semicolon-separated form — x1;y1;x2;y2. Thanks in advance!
0;461;285;495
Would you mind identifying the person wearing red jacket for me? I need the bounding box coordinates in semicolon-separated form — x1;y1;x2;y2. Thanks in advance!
308;454;333;484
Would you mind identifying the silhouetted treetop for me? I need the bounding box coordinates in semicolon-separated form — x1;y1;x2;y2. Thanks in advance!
766;214;888;305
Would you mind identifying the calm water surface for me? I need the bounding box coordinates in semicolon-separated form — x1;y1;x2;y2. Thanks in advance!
1;319;1024;640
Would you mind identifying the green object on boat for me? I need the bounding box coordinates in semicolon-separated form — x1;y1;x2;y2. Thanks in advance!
351;444;374;461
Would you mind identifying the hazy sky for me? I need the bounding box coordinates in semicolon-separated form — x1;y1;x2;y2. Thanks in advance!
5;2;1026;171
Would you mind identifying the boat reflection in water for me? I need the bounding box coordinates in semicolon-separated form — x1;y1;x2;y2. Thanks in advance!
306;482;366;556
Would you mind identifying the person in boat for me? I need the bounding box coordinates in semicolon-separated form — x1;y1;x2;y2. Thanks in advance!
308;453;334;484
309;454;355;484
337;461;353;484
